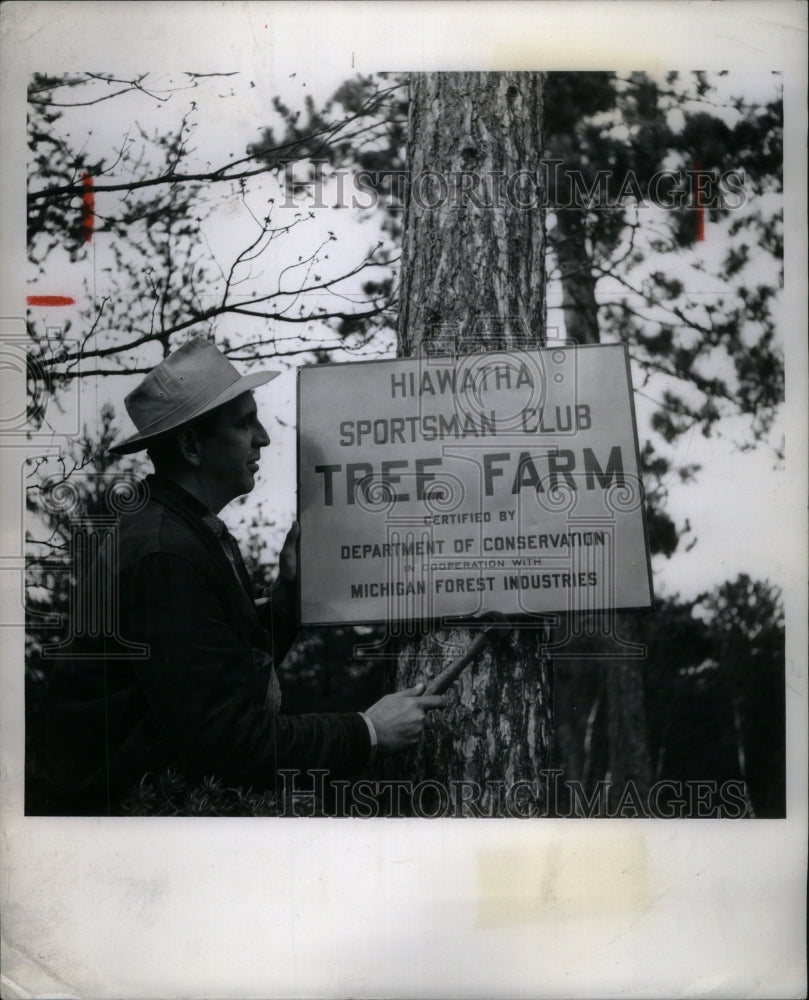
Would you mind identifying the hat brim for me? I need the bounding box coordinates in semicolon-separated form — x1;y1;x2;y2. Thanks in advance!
109;370;280;455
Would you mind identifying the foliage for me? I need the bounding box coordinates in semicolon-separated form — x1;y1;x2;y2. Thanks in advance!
550;71;783;446
120;767;283;817
26;72;395;387
278;624;388;715
249;73;407;339
554;574;786;817
25;405;137;668
263;70;783;445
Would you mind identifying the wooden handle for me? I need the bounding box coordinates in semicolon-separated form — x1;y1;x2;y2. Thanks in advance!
423;613;510;695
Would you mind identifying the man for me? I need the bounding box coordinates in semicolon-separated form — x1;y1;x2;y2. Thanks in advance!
47;337;445;813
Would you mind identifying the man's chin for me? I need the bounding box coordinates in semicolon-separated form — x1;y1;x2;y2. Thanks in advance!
228;472;257;501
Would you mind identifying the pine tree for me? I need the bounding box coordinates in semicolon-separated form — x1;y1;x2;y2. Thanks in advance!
387;72;552;816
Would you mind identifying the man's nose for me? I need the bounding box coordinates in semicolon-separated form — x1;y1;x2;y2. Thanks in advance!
255;420;270;447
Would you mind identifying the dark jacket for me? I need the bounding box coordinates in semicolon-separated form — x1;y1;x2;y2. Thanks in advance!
46;475;371;813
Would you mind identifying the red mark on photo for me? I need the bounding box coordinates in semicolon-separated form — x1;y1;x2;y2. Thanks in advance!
27;295;76;307
82;172;95;243
694;161;705;243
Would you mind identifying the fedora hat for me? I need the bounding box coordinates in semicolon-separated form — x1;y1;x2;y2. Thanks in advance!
109;337;280;455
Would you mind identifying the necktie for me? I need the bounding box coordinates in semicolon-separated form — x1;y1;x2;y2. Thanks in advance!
201;512;282;711
201;512;251;595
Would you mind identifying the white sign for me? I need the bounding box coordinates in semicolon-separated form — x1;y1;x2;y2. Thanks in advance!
298;345;653;625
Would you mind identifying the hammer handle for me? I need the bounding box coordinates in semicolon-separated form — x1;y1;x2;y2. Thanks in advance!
424;629;494;696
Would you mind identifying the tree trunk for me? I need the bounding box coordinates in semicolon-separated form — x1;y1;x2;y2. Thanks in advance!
553;208;599;346
391;72;552;816
604;657;652;802
549;203;653;803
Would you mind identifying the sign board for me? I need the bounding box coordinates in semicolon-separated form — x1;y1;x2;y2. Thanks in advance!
298;345;653;625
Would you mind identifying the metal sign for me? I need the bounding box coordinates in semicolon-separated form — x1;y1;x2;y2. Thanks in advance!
297;345;653;625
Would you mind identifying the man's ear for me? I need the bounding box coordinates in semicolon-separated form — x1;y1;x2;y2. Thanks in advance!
177;426;203;468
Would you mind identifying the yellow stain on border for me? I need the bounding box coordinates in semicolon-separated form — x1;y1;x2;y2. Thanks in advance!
477;832;651;926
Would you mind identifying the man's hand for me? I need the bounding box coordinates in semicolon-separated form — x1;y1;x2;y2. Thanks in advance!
365;683;447;754
278;520;299;584
261;521;298;615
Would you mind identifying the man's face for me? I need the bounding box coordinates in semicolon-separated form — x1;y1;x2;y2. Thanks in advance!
196;391;270;509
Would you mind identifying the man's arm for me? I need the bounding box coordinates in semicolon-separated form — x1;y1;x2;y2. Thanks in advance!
256;521;298;665
124;551;372;785
261;578;298;667
257;520;447;757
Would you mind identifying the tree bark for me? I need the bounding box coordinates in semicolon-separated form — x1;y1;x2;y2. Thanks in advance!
604;658;652;801
549;201;653;803
553;208;599;346
391;72;552;815
398;73;547;356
